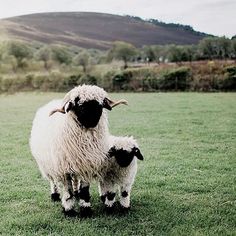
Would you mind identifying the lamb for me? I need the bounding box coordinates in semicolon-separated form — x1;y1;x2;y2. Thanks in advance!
98;135;144;212
30;85;127;217
71;135;143;213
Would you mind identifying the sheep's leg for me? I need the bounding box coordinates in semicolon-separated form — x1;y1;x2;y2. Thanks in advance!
50;179;60;202
105;190;116;213
119;184;132;211
71;174;80;200
78;181;92;217
99;182;116;213
98;181;107;204
61;174;77;217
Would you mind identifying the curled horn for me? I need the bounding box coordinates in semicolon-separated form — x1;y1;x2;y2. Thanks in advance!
49;92;71;116
110;99;128;108
104;98;128;110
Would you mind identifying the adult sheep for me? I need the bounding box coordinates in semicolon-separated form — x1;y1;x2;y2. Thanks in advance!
30;85;127;217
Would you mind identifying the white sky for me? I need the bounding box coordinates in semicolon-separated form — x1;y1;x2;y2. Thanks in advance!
0;0;235;37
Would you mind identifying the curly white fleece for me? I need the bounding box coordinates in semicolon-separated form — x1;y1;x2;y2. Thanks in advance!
30;85;110;183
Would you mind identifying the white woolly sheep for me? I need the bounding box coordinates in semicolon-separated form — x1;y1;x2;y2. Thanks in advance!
98;135;144;212
30;85;127;217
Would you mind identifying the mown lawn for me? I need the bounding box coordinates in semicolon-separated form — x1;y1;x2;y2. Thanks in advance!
0;92;235;236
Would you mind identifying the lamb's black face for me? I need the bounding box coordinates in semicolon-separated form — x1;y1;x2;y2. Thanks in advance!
114;149;134;167
108;147;144;167
70;99;103;128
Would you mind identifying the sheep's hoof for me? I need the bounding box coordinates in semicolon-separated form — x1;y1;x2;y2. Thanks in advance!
80;207;93;218
104;205;115;215
74;191;80;200
119;205;130;214
51;193;61;202
100;195;106;204
62;208;78;218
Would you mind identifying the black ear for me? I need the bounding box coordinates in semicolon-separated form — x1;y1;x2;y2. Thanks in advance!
107;147;116;158
103;98;112;111
66;101;74;113
132;147;144;160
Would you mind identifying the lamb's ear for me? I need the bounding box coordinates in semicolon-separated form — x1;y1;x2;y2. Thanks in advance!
107;147;116;158
132;147;144;160
103;97;128;110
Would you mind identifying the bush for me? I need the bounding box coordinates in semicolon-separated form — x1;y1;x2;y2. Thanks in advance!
159;67;191;91
112;71;133;91
222;66;236;91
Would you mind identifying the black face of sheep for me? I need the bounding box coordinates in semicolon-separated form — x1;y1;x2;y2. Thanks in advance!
64;97;113;128
71;99;103;128
108;147;144;167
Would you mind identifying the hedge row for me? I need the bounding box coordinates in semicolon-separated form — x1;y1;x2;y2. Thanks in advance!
0;64;235;93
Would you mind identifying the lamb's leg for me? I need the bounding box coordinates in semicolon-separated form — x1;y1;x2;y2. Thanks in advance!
98;181;107;204
78;181;92;217
61;174;77;217
119;184;132;211
99;181;116;213
50;180;60;202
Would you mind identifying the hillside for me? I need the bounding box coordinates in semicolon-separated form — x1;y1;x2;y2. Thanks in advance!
0;12;210;50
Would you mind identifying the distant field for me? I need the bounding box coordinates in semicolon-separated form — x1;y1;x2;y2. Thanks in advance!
0;92;235;235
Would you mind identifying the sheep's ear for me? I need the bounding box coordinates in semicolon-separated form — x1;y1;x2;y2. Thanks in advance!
65;101;74;113
49;101;74;116
107;147;116;158
103;97;128;110
132;147;144;160
49;94;73;116
103;98;112;110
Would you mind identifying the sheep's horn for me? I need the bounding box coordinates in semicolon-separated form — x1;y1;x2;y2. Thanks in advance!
49;108;66;116
49;92;71;116
110;99;128;108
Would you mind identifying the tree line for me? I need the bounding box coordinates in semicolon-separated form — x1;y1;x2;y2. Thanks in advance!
0;37;236;72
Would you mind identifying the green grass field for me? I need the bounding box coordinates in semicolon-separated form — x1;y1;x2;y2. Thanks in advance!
0;92;235;236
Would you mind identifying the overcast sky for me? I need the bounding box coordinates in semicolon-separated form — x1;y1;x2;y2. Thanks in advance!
0;0;235;37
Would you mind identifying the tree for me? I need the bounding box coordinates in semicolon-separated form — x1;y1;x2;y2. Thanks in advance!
51;45;72;65
108;41;137;69
168;45;183;62
73;51;90;73
7;41;33;69
35;46;52;70
215;37;231;59
231;39;236;59
199;37;217;59
142;46;156;62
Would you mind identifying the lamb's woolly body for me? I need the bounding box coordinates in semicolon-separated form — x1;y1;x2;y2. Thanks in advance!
103;136;138;185
98;136;141;209
30;85;110;183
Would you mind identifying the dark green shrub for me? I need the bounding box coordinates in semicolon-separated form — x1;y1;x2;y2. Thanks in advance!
222;66;236;90
160;67;191;91
112;71;133;91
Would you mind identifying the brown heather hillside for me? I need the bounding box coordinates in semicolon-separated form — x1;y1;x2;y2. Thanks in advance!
0;12;208;49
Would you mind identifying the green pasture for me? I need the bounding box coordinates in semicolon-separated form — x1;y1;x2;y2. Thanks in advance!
0;92;235;235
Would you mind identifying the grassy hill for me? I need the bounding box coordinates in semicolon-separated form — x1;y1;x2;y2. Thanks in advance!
0;12;210;49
